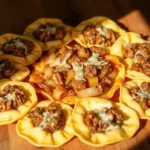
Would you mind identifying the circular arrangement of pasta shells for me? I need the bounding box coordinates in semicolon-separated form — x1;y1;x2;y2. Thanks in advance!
0;16;150;148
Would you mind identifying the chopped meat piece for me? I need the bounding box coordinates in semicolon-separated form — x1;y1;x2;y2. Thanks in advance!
97;77;113;94
84;65;97;78
90;46;106;56
131;64;143;72
99;65;113;79
123;43;138;58
73;44;90;58
67;89;76;96
83;25;97;45
55;26;66;40
95;33;105;45
135;54;146;65
140;82;150;92
52;73;65;85
59;47;72;62
72;79;87;91
38;30;51;42
97;84;103;94
130;86;139;95
123;48;135;58
70;55;82;64
0;60;16;79
101;77;112;86
142;65;150;76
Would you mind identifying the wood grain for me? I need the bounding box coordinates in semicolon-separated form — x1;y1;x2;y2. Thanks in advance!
0;120;150;150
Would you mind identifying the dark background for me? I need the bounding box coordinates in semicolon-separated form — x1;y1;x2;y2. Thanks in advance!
0;0;149;34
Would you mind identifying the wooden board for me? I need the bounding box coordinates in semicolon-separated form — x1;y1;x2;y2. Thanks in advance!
0;4;150;150
0;120;150;150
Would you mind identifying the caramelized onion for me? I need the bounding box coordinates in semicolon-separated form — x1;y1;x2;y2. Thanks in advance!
75;87;100;97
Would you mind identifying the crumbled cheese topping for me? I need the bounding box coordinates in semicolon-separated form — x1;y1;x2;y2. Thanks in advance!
50;52;71;68
40;25;57;34
96;27;108;36
137;87;150;99
39;111;55;128
94;102;120;131
72;62;85;81
134;50;145;63
84;52;108;69
3;92;16;101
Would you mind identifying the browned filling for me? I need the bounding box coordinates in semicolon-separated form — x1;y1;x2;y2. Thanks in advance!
27;102;65;133
34;44;116;99
33;23;66;42
129;82;150;111
0;84;26;112
84;107;123;134
0;60;17;79
1;38;33;57
123;43;150;76
83;24;119;47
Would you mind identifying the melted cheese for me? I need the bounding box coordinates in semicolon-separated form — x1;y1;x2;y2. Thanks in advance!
6;39;28;54
98;112;113;123
94;102;120;131
72;62;85;81
50;53;71;68
96;27;108;36
40;26;56;34
84;53;108;69
3;92;16;101
134;50;145;63
39;111;55;129
137;87;150;99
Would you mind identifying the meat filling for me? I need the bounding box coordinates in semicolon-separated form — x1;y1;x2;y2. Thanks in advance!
33;23;66;42
35;44;116;100
0;60;17;79
129;82;150;110
27;102;65;133
83;24;119;47
1;38;33;57
0;84;26;112
123;43;150;76
84;107;123;134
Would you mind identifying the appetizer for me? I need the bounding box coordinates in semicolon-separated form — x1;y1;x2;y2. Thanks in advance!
0;33;42;65
71;97;139;147
73;16;126;48
0;58;30;81
29;43;125;104
16;100;74;147
120;80;150;119
0;80;37;125
24;18;73;51
110;32;150;80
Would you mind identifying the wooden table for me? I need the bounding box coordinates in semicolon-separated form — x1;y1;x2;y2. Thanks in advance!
1;7;150;150
1;120;150;150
